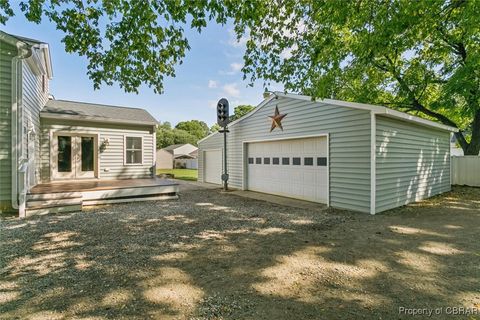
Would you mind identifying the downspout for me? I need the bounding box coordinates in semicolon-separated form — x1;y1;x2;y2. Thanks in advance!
11;44;32;217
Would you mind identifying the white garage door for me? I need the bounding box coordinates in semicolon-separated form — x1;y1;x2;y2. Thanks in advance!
247;137;328;203
204;149;222;184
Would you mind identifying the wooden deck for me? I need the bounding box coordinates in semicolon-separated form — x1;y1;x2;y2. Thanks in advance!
26;178;179;216
29;177;178;194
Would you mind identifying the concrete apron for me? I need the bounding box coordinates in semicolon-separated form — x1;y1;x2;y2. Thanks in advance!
229;190;328;211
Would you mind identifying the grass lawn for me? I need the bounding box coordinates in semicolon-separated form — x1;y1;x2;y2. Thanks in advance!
157;168;198;181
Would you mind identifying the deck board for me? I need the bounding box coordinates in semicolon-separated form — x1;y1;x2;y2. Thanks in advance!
29;178;178;194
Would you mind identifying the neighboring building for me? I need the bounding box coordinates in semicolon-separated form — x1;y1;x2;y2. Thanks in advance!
0;31;177;217
198;92;457;215
156;143;198;169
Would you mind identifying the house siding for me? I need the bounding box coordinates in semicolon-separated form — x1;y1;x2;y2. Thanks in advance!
375;116;451;213
0;42;15;211
22;59;49;187
199;96;372;213
40;119;155;181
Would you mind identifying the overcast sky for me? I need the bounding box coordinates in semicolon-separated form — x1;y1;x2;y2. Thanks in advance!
2;11;283;127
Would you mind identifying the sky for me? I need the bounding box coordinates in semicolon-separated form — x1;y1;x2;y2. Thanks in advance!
2;9;282;127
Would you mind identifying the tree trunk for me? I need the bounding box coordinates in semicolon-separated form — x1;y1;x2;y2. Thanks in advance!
464;110;480;155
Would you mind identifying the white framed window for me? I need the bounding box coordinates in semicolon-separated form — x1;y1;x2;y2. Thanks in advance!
124;136;143;165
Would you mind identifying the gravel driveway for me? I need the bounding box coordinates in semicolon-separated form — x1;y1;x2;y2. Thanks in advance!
1;185;479;319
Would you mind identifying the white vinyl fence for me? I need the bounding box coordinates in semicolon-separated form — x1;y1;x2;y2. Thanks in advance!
451;156;480;187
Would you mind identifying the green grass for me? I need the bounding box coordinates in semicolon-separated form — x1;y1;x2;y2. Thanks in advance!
157;169;198;181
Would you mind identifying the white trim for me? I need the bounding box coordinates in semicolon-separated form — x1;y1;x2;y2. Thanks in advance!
50;131;99;181
274;92;458;133
370;112;376;215
123;134;144;166
242;133;330;206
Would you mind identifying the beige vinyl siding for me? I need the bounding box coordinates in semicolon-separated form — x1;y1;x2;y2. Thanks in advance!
22;60;49;186
199;96;372;213
375;116;451;213
0;43;15;211
40;119;155;181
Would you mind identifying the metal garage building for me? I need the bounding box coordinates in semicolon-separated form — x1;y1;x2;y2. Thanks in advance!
198;92;457;214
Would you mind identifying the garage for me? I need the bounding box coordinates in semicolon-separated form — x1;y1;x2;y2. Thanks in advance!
203;149;222;184
247;136;328;203
198;92;456;214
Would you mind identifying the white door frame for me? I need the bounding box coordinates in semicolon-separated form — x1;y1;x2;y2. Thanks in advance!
242;133;330;206
51;131;99;181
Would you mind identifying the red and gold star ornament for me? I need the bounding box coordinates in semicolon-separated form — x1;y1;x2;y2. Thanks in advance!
268;106;287;132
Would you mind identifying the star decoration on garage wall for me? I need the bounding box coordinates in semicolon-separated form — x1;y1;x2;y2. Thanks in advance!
269;106;287;132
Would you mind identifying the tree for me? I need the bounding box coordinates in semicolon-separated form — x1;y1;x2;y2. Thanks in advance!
236;1;480;154
230;105;255;121
209;123;221;133
156;121;201;149
175;120;209;140
5;1;478;153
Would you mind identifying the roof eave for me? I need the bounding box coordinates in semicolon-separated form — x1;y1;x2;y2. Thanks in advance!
274;91;458;133
40;112;158;127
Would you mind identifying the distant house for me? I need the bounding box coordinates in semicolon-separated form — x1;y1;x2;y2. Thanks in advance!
156;144;198;169
0;31;178;217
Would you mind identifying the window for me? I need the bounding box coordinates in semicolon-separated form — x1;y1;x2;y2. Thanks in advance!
317;157;328;166
255;157;262;164
293;157;301;165
304;157;313;166
125;136;143;164
248;157;254;164
282;157;290;165
272;157;280;165
263;157;270;164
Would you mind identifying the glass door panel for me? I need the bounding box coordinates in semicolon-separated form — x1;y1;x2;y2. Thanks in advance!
76;136;96;178
55;135;75;179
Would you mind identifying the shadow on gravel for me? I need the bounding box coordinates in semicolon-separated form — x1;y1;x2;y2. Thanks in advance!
0;186;479;319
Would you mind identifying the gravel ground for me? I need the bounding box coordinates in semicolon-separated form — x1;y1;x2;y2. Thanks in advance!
0;185;479;320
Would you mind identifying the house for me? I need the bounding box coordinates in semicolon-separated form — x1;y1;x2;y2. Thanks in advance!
0;31;178;217
198;92;457;215
156;143;198;169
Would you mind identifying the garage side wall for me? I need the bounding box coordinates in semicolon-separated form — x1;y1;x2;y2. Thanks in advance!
200;96;372;213
375;116;451;213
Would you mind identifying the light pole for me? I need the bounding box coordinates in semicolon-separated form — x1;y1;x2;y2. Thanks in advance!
216;98;230;191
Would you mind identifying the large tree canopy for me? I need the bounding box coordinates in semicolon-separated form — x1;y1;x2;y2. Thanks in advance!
3;1;479;153
237;0;480;154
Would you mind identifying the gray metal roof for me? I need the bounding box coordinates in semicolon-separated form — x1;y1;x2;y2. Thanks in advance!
41;99;159;126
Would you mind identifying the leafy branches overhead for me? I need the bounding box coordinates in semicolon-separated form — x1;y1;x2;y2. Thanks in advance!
235;0;480;154
3;1;480;153
2;0;231;94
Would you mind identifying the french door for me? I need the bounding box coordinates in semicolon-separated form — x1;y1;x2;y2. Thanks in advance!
53;133;97;180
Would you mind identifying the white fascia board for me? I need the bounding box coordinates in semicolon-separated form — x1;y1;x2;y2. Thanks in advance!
197;94;277;144
274;91;458;133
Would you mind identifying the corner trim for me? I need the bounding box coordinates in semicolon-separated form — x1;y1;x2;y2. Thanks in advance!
370;111;376;215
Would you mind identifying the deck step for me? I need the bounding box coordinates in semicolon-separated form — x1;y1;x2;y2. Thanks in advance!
26;192;83;201
25;205;83;217
27;198;83;210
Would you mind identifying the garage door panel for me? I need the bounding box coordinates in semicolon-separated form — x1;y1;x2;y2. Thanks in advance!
247;137;328;203
204;150;222;184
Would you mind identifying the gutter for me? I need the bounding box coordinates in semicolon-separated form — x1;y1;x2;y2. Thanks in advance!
11;43;32;217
